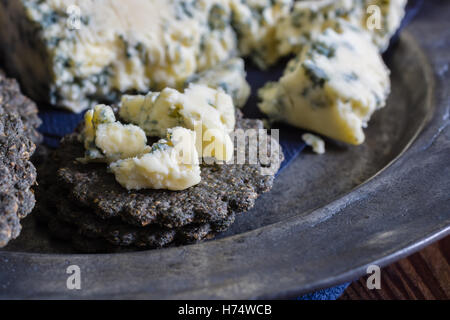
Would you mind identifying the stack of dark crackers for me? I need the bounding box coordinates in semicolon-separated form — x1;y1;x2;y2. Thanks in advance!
37;111;283;252
0;71;42;247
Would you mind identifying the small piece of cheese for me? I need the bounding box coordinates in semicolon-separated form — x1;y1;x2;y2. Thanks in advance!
80;104;149;163
120;84;235;162
259;21;390;145
275;0;357;58
109;127;201;191
360;0;408;51
302;133;326;155
185;58;251;108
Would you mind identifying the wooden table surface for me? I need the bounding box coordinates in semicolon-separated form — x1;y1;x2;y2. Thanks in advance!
339;236;449;300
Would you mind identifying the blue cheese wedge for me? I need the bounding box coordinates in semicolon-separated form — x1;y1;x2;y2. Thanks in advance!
229;0;294;68
80;104;150;163
185;58;251;108
302;133;326;155
120;84;235;162
259;22;391;145
0;0;237;112
275;0;407;58
275;0;357;58
109;127;201;191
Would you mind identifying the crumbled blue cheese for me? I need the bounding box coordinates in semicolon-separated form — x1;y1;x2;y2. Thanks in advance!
275;0;407;58
185;58;251;108
0;0;238;112
302;133;326;155
109;127;201;191
259;21;391;145
80;104;150;163
119;84;235;161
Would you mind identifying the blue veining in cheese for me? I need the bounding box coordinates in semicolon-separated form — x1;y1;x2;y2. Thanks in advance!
0;0;238;112
119;84;235;162
275;0;407;59
80;104;150;163
259;21;391;145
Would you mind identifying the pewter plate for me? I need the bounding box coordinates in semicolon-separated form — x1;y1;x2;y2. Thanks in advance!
0;2;449;299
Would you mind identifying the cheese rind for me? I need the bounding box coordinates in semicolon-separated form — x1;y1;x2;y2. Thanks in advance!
259;22;391;145
185;58;250;108
119;84;235;161
109;127;201;191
